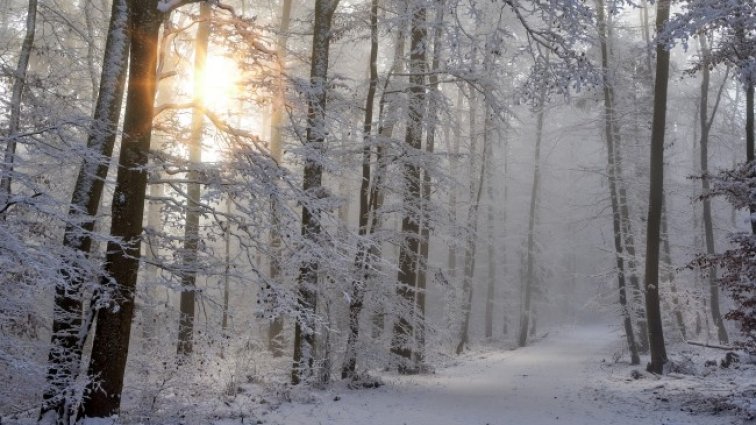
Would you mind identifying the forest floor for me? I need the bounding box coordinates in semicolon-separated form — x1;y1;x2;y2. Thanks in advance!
252;325;755;425
7;325;755;425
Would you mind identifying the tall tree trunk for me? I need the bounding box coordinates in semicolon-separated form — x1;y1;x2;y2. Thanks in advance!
39;1;130;423
595;0;640;364
0;0;36;208
267;0;292;357
747;82;755;233
77;1;163;419
447;87;463;283
643;0;671;374
414;0;444;366
456;129;488;355
390;1;427;373
483;125;496;340
518;84;547;348
177;1;211;358
698;34;729;344
341;0;379;381
370;15;407;340
291;0;340;385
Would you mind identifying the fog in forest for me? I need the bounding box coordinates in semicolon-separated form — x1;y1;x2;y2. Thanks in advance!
0;0;754;424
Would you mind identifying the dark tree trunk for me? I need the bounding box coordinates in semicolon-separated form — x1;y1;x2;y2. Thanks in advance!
77;1;163;419
643;0;671;374
292;0;339;385
391;2;427;373
177;1;211;357
40;1;130;422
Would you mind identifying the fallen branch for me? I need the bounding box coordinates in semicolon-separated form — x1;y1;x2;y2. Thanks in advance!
686;340;735;350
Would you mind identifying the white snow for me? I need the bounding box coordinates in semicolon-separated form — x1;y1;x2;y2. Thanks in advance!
259;325;751;425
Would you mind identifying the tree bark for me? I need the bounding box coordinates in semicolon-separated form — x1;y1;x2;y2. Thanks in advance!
177;1;211;358
292;0;340;385
78;1;163;418
643;0;671;374
390;1;427;373
39;1;130;423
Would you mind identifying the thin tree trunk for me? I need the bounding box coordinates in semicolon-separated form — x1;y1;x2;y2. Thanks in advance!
391;2;427;373
447;87;463;283
39;1;130;422
370;16;407;340
643;0;671;374
222;196;231;334
414;0;444;367
698;34;729;344
78;0;163;419
484;128;496;340
267;0;292;357
660;198;686;340
341;0;379;381
177;1;211;357
518;83;547;348
0;0;37;208
292;0;340;385
595;0;640;364
747;82;755;233
456;130;488;355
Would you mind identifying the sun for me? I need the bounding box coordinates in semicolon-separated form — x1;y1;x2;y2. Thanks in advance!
198;54;239;113
187;53;240;163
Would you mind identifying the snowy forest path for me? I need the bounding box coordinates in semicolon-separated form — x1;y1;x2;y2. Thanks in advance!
267;325;736;425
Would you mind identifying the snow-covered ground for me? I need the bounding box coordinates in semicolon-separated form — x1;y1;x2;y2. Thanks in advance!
256;325;754;425
7;325;754;425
